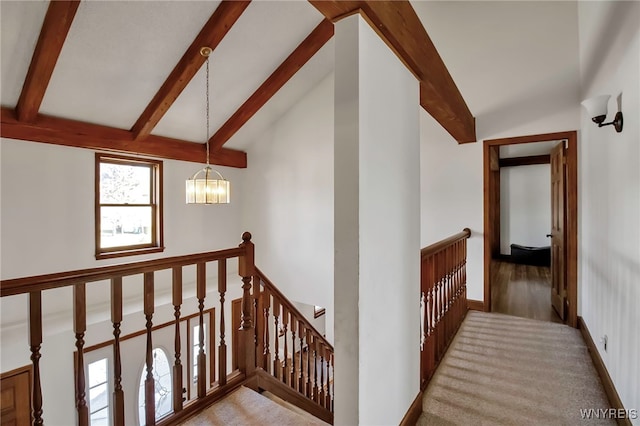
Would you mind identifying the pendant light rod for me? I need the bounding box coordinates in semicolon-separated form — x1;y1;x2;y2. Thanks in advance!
201;46;212;166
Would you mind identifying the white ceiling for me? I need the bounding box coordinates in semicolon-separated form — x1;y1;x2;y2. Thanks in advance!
1;1;581;153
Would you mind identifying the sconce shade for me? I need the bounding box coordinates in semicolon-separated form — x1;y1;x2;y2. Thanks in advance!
185;166;230;204
581;95;610;123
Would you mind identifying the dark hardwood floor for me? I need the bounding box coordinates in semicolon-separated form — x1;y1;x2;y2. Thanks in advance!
491;260;563;324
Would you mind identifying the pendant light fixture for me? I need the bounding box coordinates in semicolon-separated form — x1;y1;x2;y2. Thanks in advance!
185;47;230;204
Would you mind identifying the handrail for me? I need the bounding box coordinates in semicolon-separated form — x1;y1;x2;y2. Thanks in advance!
0;247;243;296
255;267;333;352
1;233;333;424
253;267;334;418
421;228;471;259
419;228;470;390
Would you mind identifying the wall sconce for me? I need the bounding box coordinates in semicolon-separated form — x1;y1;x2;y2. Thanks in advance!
581;94;623;133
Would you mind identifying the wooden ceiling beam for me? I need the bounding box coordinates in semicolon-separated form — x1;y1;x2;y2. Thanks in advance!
131;0;251;141
209;19;334;152
1;107;247;168
15;1;81;123
309;0;476;143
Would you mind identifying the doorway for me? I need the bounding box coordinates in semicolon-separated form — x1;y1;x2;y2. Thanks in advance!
483;131;578;327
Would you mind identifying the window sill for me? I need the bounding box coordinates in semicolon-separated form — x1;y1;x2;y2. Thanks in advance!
96;246;165;260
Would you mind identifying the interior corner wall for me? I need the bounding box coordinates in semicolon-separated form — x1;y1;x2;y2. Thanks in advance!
418;1;580;304
578;1;640;418
334;14;420;426
500;164;551;255
241;73;335;343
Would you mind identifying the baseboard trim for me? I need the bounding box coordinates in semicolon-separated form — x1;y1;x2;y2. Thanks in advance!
399;389;423;426
467;299;485;311
577;316;632;426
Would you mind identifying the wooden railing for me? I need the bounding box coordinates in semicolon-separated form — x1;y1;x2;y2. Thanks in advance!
420;228;471;389
0;232;333;425
251;268;334;423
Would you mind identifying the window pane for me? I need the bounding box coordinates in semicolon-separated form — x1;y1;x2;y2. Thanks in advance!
90;406;110;426
139;348;173;424
89;383;108;412
88;359;108;388
100;162;150;204
100;206;152;248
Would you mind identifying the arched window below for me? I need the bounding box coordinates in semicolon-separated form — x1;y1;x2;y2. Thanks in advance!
138;348;172;425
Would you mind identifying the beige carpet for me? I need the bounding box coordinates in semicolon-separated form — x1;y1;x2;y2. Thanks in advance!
179;386;328;426
418;311;614;426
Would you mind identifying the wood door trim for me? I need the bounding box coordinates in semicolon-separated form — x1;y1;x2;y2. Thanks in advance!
483;131;578;327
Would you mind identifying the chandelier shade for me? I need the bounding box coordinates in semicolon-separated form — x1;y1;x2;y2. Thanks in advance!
186;166;230;204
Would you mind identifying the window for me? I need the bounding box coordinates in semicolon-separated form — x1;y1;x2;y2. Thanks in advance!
138;348;172;424
96;153;163;259
314;305;326;318
88;358;110;426
192;324;206;384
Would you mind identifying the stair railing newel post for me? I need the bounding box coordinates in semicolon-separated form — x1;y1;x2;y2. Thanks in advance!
144;272;156;426
253;274;264;370
111;277;126;424
29;291;44;426
73;283;89;426
238;232;256;375
196;262;207;398
218;259;228;386
171;268;183;414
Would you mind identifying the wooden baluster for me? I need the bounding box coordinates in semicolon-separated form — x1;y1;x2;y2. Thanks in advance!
282;308;289;385
324;346;332;409
455;241;460;323
330;352;334;412
171;268;183;413
305;329;312;398
111;278;125;424
238;232;256;374
290;317;297;390
218;259;227;386
272;298;281;379
73;283;88;426
457;240;463;323
434;253;442;364
196;263;207;398
254;275;264;370
29;291;44;426
438;252;445;360
318;342;325;407
262;288;271;374
298;322;304;393
144;272;155;426
428;260;437;377
445;246;452;341
312;336;319;403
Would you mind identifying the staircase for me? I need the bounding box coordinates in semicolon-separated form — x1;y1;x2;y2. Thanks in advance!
178;386;328;426
0;232;333;426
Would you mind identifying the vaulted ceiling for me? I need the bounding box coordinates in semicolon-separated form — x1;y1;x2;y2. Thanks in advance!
1;0;477;169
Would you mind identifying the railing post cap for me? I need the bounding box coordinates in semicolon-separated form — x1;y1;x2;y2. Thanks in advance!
242;232;252;243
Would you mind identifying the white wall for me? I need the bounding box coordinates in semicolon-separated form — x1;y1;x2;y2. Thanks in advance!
242;73;335;343
0;138;248;424
578;1;640;420
334;15;420;425
418;1;580;303
500;164;551;254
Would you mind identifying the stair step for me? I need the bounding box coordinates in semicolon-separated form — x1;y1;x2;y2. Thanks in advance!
178;386;328;426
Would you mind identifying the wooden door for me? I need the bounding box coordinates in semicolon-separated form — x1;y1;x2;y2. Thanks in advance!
1;366;32;426
550;142;567;320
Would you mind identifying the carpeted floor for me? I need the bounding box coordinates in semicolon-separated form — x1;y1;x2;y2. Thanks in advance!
418;311;614;426
178;386;328;426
